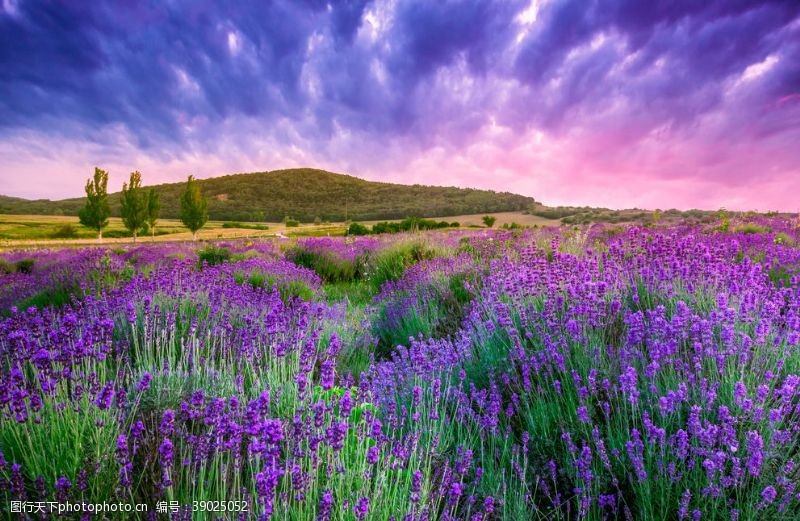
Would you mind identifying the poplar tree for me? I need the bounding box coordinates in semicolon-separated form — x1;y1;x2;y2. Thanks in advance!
78;167;111;240
180;175;208;240
120;171;147;242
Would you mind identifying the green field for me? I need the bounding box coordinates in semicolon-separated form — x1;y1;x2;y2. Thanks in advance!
0;212;566;248
0;215;274;245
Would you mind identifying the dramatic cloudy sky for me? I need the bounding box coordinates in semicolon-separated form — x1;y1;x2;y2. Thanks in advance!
1;0;799;209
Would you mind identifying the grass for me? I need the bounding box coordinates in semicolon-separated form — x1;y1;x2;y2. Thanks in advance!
16;285;78;310
0;390;120;503
367;240;442;292
322;281;374;307
234;270;316;303
0;214;277;244
0;211;562;247
286;247;363;283
197;245;232;267
735;223;770;234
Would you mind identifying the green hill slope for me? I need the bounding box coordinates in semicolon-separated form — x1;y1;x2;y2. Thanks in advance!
0;168;536;222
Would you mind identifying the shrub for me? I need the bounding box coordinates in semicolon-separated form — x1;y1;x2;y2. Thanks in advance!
283;216;301;227
235;271;316;303
222;222;269;230
104;230;133;238
402;217;450;231
369;241;439;291
501;222;522;229
18;285;78;309
372;221;401;234
347;222;370;236
532;207;578;219
0;258;16;274
371;217;452;235
768;266;793;288
735;222;770;234
286;247;360;283
49;224;78;239
197;245;231;267
482;215;496;228
15;259;35;274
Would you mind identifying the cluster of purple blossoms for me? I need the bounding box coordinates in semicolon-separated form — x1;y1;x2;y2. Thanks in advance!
1;220;800;518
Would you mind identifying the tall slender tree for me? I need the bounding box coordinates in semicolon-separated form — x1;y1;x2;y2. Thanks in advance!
146;188;160;238
120;171;147;242
180;175;208;240
78;167;111;240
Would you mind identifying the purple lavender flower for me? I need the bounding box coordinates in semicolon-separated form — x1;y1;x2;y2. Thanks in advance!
760;486;777;506
262;419;284;444
326;421;347;451
116;434;133;487
10;463;26;499
354;497;369;520
255;466;282;516
160;409;175;436
136;372;152;393
94;382;115;410
320;358;335;390
339;391;353;418
131;420;145;440
318;489;333;521
598;494;615;510
449;482;464;503
679;490;691;520
620;366;640;406
576;445;593;484
55;476;71;502
410;469;422;503
367;445;380;465
412;385;422;406
746;431;764;477
116;434;128;454
626;429;647;482
159;438;174;466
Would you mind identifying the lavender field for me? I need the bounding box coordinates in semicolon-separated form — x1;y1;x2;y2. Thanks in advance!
1;219;800;520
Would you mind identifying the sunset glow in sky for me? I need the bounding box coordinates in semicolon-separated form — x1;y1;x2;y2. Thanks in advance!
1;0;799;210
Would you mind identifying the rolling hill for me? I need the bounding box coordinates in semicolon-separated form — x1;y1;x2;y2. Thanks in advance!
0;168;536;222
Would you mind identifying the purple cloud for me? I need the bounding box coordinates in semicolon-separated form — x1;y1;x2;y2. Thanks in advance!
0;0;798;210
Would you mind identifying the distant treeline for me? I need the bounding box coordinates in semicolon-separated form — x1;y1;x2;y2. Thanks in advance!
527;205;765;225
0;168;535;222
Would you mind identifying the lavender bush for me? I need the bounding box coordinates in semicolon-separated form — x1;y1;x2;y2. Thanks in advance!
1;219;799;519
